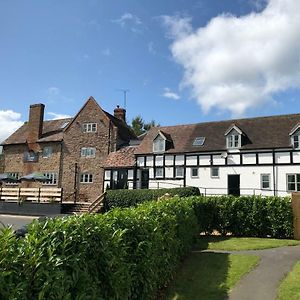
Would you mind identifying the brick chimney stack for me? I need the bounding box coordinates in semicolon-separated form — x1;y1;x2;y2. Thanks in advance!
114;105;126;123
27;103;45;145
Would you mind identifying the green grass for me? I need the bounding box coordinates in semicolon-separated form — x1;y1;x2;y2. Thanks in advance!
164;253;259;300
278;261;300;300
196;236;300;251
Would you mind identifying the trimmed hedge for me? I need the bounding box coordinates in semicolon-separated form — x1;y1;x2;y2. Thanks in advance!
105;186;200;210
0;197;198;300
0;194;293;299
189;195;293;238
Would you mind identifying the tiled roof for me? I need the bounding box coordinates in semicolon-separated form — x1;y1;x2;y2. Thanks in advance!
104;146;136;168
2;118;72;145
135;113;300;154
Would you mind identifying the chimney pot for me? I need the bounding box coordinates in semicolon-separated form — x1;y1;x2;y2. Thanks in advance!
114;105;126;123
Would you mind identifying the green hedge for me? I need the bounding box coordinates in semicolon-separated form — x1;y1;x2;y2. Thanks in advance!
0;197;198;300
105;186;200;210
0;195;293;299
189;195;293;238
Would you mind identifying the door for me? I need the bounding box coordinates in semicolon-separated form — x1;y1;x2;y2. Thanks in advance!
117;170;128;189
111;170;128;189
228;175;240;196
141;169;149;189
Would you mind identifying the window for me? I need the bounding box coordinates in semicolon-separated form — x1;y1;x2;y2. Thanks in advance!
191;168;199;178
42;147;53;158
83;123;97;133
24;151;38;162
155;167;163;178
175;166;184;178
211;167;219;178
153;136;165;153
81;147;96;158
227;134;240;149
43;173;58;185
80;173;93;183
287;174;300;192
292;135;300;149
261;174;271;189
193;137;205;146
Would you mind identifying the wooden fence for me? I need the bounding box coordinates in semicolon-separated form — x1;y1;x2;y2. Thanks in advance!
0;187;62;202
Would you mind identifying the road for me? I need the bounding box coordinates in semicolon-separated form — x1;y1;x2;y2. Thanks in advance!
0;214;38;230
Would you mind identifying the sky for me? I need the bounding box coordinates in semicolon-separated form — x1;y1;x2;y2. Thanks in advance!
1;0;300;142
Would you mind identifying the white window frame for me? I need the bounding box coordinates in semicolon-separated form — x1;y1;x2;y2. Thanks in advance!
227;134;241;149
43;172;58;185
211;167;219;178
191;168;199;178
80;173;93;183
292;135;300;149
81;147;96;158
155;167;163;178
175;166;184;178
42;147;53;158
153;136;165;153
261;174;271;190
82;123;97;133
287;174;300;192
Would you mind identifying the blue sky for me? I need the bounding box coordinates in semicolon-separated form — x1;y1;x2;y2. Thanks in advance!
1;0;300;142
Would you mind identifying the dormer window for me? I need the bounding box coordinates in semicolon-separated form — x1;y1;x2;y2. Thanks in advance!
227;133;241;148
153;136;165;153
290;124;300;149
293;135;300;149
153;130;172;153
225;124;243;149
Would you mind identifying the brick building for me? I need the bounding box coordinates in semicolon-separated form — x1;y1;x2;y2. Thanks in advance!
1;97;136;202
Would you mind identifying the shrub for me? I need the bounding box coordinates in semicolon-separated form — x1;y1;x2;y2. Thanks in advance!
188;195;293;238
105;186;200;210
0;197;198;300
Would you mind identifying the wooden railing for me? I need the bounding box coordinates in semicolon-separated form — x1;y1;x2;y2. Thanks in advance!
88;192;106;213
0;187;63;202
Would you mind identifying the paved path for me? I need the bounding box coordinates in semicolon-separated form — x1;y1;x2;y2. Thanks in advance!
0;214;38;230
201;245;300;300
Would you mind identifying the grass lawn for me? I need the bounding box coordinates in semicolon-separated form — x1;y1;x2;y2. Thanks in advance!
196;236;300;251
278;261;300;300
164;253;259;300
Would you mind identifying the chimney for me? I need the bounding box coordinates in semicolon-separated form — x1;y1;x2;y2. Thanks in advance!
27;103;45;145
114;105;126;123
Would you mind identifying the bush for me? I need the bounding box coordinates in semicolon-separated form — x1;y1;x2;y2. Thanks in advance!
188;195;293;238
105;186;200;210
0;197;198;300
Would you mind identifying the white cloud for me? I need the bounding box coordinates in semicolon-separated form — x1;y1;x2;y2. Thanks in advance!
163;88;180;100
46;87;72;103
0;110;23;143
162;0;300;116
148;42;156;55
47;112;72;120
112;13;142;32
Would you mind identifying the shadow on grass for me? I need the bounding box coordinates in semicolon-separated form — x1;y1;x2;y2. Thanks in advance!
164;252;230;300
195;235;231;251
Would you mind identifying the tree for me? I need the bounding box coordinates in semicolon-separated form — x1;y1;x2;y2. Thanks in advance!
130;115;159;136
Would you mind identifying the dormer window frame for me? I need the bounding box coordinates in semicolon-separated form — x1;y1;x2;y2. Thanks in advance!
153;132;167;153
225;125;243;150
289;124;300;149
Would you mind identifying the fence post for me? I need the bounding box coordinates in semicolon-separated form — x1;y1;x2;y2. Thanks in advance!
292;193;300;240
38;188;41;203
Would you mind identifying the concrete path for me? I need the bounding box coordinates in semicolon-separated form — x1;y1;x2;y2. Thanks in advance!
0;214;38;230
201;245;300;300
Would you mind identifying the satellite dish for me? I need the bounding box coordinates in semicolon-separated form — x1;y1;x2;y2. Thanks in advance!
221;152;228;159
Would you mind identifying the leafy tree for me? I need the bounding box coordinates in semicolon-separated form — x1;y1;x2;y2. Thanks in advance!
130;115;159;136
